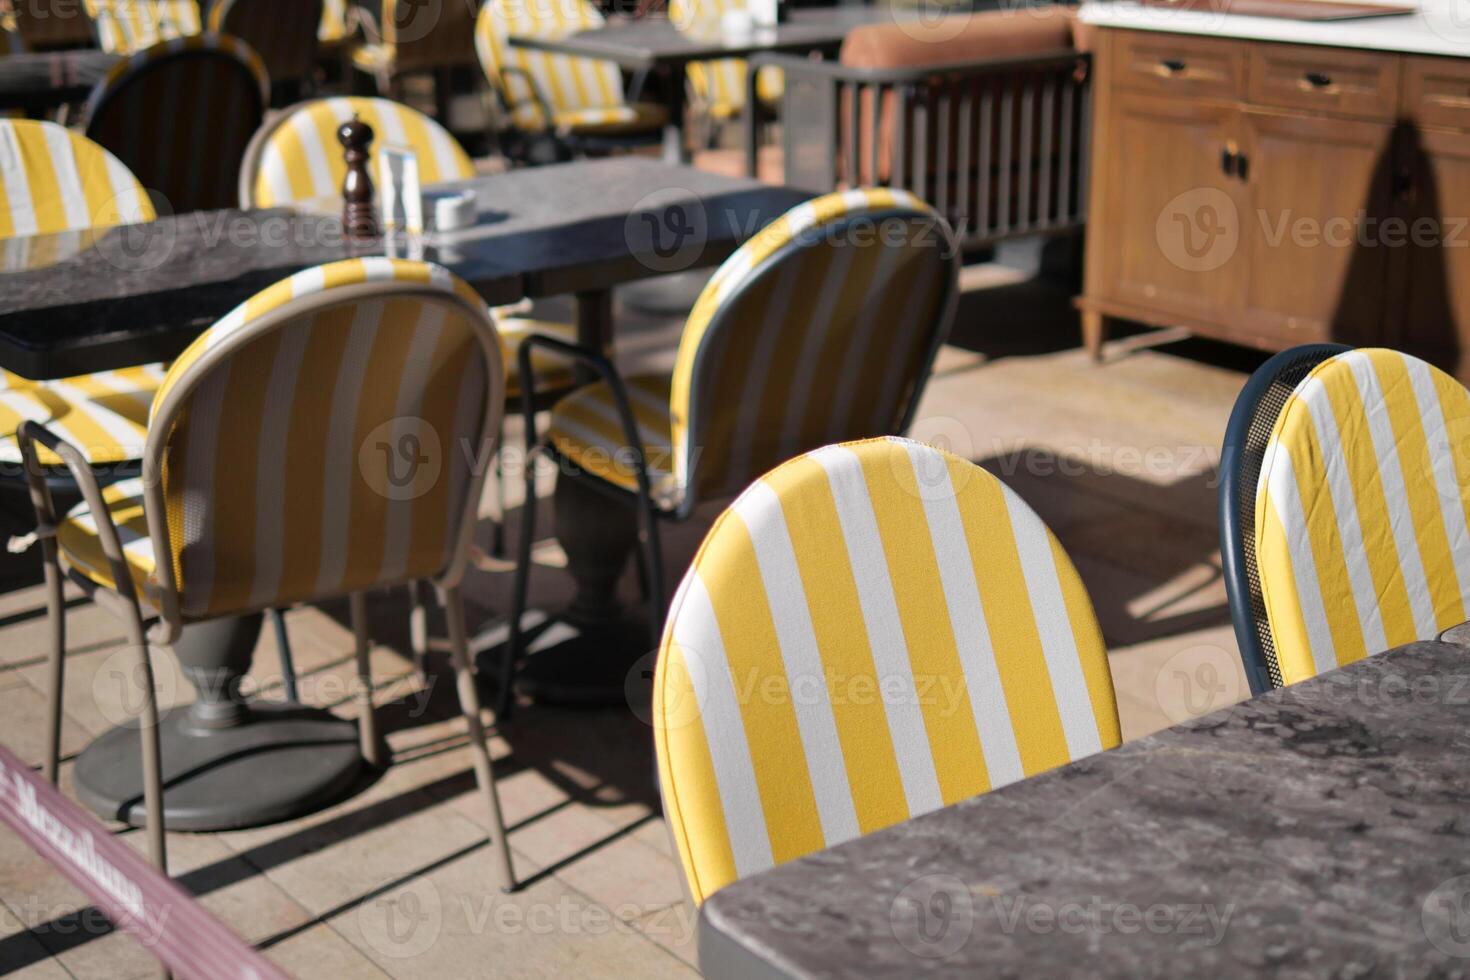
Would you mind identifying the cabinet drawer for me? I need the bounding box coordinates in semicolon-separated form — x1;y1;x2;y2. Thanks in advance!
1112;30;1245;101
1403;55;1470;131
1245;43;1398;120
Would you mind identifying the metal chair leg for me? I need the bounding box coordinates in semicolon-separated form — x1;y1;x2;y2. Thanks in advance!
501;445;540;719
636;504;666;651
40;539;66;786
121;611;166;875
442;583;516;893
408;580;430;683
268;607;298;703
491;415;508;559
349;592;383;767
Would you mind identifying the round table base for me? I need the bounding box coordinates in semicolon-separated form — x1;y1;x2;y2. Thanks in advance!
73;702;364;832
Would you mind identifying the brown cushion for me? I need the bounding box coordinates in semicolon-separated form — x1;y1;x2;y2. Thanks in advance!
839;5;1078;185
838;5;1077;69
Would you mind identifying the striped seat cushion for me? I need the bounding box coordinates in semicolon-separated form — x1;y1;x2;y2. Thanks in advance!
475;0;641;135
85;0;200;54
1255;347;1470;685
655;436;1119;904
546;374;679;507
507;102;666;137
57;476;157;601
0;365;164;466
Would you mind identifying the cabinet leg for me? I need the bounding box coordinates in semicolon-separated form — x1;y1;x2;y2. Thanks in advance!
1082;310;1108;362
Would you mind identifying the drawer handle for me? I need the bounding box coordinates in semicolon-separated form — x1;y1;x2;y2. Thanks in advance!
1304;71;1333;88
1161;58;1187;74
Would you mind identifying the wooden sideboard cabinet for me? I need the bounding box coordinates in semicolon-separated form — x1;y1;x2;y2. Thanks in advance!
1080;28;1470;379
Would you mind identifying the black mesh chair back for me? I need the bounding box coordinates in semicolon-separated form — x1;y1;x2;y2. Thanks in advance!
1218;342;1351;695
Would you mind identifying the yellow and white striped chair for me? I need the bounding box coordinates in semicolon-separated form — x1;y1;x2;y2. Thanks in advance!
83;0;199;53
239;94;582;401
319;0;351;43
505;188;960;710
474;0;665;153
654;436;1121;903
208;0;323;99
1227;346;1470;691
0;119;161;471
17;257;518;889
669;0;782;129
350;0;476;110
83;34;269;213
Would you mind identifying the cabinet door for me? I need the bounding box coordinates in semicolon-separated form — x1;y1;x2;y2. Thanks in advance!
1236;108;1395;347
1398;127;1470;380
1094;91;1245;323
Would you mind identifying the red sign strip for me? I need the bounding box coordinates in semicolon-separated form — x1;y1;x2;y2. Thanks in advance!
0;745;289;980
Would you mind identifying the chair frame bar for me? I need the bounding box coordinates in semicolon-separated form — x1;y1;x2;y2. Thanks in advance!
1218;342;1350;696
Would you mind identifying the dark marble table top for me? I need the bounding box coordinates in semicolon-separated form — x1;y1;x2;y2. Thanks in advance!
508;7;886;68
0;158;806;379
699;637;1470;978
0;50;120;111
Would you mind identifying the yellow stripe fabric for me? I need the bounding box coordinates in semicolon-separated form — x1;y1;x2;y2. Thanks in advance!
667;187;952;506
668;0;783;116
85;0;200;53
474;0;634;133
0;120;161;467
250;96;476;208
654;436;1118;904
1255;348;1470;685
55;259;499;620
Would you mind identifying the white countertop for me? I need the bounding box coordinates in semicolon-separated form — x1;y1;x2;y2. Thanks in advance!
1080;0;1470;57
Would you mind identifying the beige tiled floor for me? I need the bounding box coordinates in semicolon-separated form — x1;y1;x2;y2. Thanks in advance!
0;260;1264;978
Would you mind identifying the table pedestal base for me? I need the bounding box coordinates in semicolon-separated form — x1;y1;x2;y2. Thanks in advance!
73;703;363;831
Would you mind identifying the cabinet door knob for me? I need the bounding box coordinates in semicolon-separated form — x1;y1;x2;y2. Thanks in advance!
1221;147;1237;176
1162;58;1187;74
1304;71;1332;88
1236;152;1250;181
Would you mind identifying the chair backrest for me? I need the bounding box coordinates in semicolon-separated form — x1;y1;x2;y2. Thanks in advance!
318;0;351;42
655;436;1120;903
208;0;323;88
373;0;475;74
8;0;95;49
668;0;747;114
142;257;504;625
84;0;199;53
240;95;476;208
0;118;155;237
83;33;268;213
668;188;958;512
1225;345;1470;690
475;0;627;131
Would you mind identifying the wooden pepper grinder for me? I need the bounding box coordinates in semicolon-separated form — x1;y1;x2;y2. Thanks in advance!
338;114;379;240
